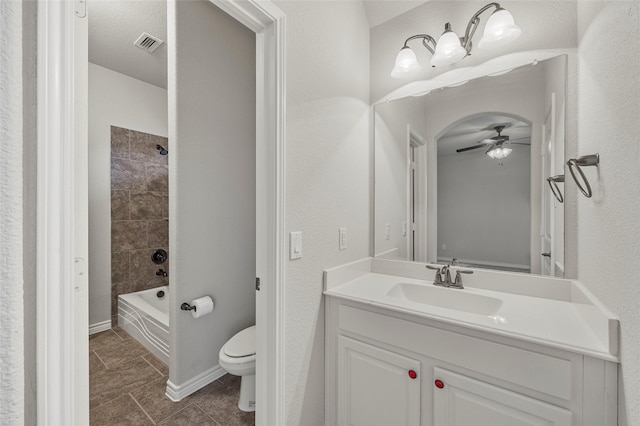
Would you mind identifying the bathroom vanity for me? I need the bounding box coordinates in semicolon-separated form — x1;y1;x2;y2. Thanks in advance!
324;258;619;426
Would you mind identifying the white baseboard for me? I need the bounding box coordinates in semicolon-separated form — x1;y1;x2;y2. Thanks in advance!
165;364;227;402
89;320;111;335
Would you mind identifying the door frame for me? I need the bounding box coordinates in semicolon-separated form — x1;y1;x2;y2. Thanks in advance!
36;1;286;425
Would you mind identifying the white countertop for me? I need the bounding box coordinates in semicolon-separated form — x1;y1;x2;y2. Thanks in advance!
324;258;619;362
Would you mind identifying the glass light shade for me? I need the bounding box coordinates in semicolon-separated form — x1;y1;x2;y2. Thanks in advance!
391;47;422;78
478;8;522;49
486;145;512;159
431;29;467;67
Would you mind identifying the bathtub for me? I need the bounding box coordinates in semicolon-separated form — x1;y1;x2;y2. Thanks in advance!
118;286;169;365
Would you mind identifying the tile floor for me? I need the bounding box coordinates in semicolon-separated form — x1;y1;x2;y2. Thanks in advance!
90;327;255;426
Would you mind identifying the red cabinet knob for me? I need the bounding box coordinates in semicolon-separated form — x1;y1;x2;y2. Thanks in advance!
408;370;418;379
434;379;444;389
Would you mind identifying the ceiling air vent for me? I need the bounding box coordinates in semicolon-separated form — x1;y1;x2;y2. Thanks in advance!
133;32;164;53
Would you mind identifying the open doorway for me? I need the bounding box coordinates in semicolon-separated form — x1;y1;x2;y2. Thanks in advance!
37;1;285;424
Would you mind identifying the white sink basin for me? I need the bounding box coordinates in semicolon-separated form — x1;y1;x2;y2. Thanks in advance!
387;283;503;316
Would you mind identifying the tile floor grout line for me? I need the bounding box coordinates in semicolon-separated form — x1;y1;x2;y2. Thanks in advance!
92;350;109;370
142;355;166;376
129;392;157;425
154;401;196;425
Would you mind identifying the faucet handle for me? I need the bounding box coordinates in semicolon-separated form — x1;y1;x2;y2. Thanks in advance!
426;264;445;285
452;269;473;288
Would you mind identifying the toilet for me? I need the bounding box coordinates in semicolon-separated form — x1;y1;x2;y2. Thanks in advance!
218;325;256;412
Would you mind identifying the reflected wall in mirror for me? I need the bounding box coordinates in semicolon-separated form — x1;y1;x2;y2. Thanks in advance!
374;55;567;276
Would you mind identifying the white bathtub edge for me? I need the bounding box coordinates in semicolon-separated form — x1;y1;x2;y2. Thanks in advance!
165;364;227;402
89;320;111;335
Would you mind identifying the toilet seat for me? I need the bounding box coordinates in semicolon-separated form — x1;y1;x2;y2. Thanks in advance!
223;325;256;358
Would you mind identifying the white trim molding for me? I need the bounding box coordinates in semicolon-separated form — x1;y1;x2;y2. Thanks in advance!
37;1;89;424
166;365;227;402
37;1;82;424
209;2;287;424
88;320;112;336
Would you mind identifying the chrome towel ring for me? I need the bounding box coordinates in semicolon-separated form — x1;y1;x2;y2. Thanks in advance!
547;175;565;203
566;153;599;198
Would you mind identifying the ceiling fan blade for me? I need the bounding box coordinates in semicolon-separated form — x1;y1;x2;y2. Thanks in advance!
456;144;490;153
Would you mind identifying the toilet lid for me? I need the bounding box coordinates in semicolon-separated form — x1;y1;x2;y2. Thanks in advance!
224;325;256;357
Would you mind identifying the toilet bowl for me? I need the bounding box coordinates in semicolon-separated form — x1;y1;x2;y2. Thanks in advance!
218;325;256;412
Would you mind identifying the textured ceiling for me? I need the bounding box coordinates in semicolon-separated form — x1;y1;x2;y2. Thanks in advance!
87;0;427;88
89;0;167;89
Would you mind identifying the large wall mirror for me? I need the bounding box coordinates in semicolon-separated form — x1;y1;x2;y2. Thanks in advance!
374;54;567;276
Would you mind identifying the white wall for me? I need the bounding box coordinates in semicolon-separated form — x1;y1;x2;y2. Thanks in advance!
370;1;577;102
438;149;531;268
88;63;168;326
576;2;640;425
273;1;371;424
1;1;26;424
168;0;256;388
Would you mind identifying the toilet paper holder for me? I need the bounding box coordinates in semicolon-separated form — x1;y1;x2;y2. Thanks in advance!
181;302;197;312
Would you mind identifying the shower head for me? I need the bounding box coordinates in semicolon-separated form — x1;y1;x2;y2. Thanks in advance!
156;144;168;155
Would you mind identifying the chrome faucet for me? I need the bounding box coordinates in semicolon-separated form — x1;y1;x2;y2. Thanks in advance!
426;264;473;289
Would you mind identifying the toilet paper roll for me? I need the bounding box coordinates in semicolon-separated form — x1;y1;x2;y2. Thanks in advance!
190;296;214;319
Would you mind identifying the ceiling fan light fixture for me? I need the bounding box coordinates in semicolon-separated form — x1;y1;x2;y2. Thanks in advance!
486;145;512;159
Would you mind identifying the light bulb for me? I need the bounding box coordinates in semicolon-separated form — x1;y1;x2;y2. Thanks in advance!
478;8;522;49
431;24;467;67
391;46;422;78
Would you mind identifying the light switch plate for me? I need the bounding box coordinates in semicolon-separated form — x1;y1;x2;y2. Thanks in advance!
339;227;347;250
290;231;302;260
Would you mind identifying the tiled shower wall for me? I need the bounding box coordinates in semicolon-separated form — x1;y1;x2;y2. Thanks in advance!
110;126;169;325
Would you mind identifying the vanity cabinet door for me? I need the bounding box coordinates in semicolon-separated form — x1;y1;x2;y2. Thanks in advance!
338;336;421;426
432;368;572;426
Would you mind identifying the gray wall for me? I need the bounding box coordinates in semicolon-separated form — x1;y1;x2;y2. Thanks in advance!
168;0;256;386
437;149;531;268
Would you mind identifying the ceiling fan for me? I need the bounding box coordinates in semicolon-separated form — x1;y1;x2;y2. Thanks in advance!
455;125;530;159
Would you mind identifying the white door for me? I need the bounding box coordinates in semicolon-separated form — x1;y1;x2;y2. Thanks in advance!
338;336;421;426
433;368;572;426
540;94;556;276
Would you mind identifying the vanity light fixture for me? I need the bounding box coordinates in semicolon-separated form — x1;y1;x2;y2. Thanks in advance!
391;2;522;78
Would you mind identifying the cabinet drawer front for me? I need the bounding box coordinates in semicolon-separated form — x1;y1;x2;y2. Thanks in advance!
433;367;572;426
338;336;421;426
339;305;575;400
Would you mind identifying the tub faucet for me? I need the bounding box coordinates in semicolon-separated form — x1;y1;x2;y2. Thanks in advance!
156;268;168;278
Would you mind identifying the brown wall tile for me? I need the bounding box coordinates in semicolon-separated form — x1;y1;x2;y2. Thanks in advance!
130;191;164;220
111;251;129;283
130;130;168;165
146;164;168;192
147;220;169;247
112;221;147;252
111;158;146;191
111;127;169;315
110;126;130;159
110;190;129;220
